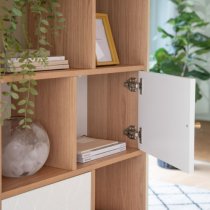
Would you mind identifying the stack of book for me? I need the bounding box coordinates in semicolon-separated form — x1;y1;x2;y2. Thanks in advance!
7;56;69;72
77;136;126;163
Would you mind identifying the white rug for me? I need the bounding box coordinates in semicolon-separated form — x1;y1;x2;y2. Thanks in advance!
149;181;210;210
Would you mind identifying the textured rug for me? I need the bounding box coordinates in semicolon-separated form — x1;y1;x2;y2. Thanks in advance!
149;181;210;210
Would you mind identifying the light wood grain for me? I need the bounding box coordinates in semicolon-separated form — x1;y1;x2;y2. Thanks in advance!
35;77;77;170
0;86;2;210
95;155;147;210
0;65;145;83
88;72;139;148
2;166;69;200
97;0;149;66
91;170;95;210
28;0;96;69
2;149;143;199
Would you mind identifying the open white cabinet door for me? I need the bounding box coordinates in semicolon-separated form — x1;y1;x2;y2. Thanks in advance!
138;72;195;173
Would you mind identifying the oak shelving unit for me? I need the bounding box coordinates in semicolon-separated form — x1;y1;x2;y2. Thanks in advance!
1;0;149;209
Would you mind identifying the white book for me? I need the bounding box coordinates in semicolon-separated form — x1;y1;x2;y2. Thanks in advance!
7;64;69;72
11;60;69;68
77;146;126;163
10;56;65;63
77;142;126;159
77;136;119;154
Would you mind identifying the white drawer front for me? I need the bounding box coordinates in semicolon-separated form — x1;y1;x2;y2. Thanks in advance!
2;172;91;210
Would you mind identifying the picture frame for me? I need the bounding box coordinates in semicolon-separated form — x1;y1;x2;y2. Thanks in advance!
96;13;120;66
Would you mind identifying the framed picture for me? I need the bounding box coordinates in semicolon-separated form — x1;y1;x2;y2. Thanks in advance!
96;13;119;66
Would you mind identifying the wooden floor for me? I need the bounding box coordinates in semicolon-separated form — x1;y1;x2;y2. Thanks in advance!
149;121;210;190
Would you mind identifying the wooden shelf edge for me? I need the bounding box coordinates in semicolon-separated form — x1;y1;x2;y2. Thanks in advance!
1;65;145;83
2;149;144;200
77;148;144;171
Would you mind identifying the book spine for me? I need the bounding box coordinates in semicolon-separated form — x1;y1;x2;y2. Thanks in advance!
78;142;126;159
77;146;126;163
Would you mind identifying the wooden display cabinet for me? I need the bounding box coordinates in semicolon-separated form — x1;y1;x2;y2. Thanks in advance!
0;0;195;209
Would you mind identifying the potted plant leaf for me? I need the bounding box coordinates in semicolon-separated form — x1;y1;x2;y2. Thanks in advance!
0;0;65;177
150;0;210;169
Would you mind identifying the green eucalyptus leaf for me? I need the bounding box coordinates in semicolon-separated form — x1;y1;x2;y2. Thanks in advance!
2;92;10;97
55;11;63;17
18;87;28;92
29;88;38;95
41;19;49;26
28;101;35;107
11;92;19;99
40;27;47;33
39;39;49;46
19;119;25;125
26;118;32;123
27;109;34;115
11;22;17;30
18;99;27;106
11;104;16;110
57;18;65;23
18;109;25;114
11;83;19;91
19;79;29;84
12;8;22;17
22;124;31;129
31;80;37;86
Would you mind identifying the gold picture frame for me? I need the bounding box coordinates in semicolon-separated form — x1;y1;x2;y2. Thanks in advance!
96;13;120;66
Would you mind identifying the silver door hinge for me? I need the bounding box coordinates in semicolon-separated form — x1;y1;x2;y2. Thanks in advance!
124;77;142;94
124;125;142;144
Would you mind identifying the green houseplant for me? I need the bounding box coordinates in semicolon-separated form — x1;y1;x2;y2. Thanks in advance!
0;0;64;128
151;0;210;101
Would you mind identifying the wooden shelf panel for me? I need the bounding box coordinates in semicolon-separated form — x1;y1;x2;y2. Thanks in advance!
2;149;144;200
2;166;69;200
1;65;145;83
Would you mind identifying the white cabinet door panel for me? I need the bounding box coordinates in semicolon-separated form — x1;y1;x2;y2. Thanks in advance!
138;72;195;173
2;172;91;210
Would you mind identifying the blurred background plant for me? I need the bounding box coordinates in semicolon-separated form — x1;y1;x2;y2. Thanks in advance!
150;0;210;101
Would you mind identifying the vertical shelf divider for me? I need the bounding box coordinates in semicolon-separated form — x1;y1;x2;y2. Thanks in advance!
35;77;77;170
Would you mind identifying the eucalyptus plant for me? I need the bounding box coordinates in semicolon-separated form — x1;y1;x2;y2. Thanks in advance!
151;0;210;101
0;0;64;128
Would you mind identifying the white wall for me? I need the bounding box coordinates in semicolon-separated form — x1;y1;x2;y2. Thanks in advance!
150;0;176;55
150;0;210;121
77;76;87;137
193;0;210;121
